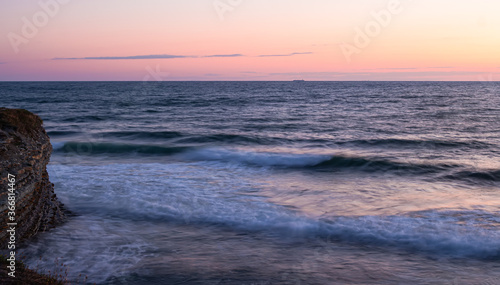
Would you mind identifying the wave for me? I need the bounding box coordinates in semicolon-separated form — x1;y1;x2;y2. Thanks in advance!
180;149;466;178
319;210;500;258
312;156;456;174
53;142;330;166
443;169;500;183
180;148;451;174
180;148;331;167
47;131;82;137
67;131;277;145
187;148;500;183
53;141;189;155
52;142;500;183
62;115;110;122
50;129;495;152
99;131;184;140
342;138;492;149
203;210;500;259
49;163;500;259
173;134;273;145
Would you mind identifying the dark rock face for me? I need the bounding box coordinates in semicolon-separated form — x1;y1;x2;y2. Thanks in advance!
0;108;66;249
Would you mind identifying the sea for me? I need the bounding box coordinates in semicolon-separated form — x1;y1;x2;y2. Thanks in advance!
1;81;500;284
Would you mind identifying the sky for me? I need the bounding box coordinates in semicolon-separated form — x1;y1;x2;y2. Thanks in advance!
1;0;500;81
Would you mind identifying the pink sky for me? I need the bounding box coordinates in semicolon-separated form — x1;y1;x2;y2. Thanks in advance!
1;0;499;81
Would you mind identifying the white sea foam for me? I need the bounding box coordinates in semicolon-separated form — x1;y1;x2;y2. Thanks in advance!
45;163;500;260
51;141;67;150
20;216;153;284
180;148;331;167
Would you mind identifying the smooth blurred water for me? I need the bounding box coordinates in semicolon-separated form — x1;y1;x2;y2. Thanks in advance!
2;81;500;284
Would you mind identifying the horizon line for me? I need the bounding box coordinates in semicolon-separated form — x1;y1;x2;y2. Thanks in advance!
1;80;499;82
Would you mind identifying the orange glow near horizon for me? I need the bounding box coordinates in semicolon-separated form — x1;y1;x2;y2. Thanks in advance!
1;0;500;81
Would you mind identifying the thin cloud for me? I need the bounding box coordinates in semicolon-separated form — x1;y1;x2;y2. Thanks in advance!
53;54;193;60
53;53;246;60
365;67;455;71
258;52;313;57
203;54;244;58
52;52;312;60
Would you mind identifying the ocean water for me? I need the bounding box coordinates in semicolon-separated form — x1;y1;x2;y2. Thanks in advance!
2;81;500;284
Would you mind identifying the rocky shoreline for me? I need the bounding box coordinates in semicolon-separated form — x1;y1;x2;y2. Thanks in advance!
0;108;67;283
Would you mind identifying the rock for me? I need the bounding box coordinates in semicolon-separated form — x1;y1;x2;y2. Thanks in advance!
0;108;66;249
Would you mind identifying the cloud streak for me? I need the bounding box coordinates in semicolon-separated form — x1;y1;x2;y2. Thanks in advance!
52;52;314;61
52;52;311;60
363;67;456;71
52;53;245;61
203;54;244;58
53;54;193;60
258;52;313;57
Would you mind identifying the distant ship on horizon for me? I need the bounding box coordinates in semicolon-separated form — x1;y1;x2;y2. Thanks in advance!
292;79;305;82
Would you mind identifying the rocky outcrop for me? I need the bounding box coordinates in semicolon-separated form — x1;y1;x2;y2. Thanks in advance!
0;108;65;249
